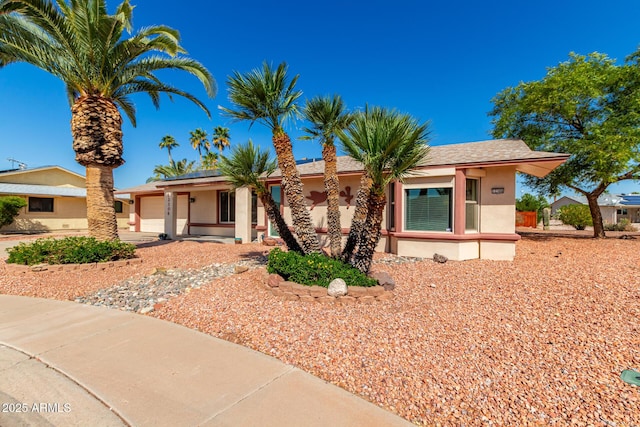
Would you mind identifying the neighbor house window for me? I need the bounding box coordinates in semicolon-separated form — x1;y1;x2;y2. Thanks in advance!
617;208;628;215
404;188;452;232
465;179;479;231
114;200;124;213
28;197;54;213
219;190;235;223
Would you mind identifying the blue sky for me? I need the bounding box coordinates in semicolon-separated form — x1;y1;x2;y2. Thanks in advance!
1;0;640;197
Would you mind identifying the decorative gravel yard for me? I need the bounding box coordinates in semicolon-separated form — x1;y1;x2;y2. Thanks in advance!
1;234;639;426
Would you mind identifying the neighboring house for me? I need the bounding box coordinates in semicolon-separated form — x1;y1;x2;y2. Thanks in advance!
0;166;129;233
551;194;640;224
117;139;569;261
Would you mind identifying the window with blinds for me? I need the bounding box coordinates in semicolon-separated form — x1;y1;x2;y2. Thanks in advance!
404;188;452;231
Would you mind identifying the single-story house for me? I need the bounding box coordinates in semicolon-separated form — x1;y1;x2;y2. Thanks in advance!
0;166;130;233
118;139;568;261
551;194;640;224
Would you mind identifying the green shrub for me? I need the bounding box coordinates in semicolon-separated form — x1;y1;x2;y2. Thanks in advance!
604;218;636;232
6;236;136;265
0;196;27;228
557;204;593;230
516;193;550;223
267;248;377;287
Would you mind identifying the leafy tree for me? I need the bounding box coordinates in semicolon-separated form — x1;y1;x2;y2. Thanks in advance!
221;62;320;254
338;106;430;274
558;204;593;230
0;0;215;240
212;126;231;152
159;135;179;164
490;52;640;238
147;159;196;182
516;193;549;222
301;95;353;257
189;128;210;165
218;140;302;253
0;196;27;228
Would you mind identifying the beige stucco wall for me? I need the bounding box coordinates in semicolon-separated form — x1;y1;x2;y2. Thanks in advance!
479;166;516;234
189;190;217;224
479;241;516;261
396;238;479;261
0;169;86;187
600;207;616;224
1;195;129;232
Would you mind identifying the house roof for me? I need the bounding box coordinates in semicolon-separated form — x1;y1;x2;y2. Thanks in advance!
274;139;569;178
0;183;87;197
620;195;640;206
551;194;640;207
118;138;570;194
0;165;85;180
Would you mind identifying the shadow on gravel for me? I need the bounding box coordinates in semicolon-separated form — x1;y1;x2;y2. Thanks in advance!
518;230;640;241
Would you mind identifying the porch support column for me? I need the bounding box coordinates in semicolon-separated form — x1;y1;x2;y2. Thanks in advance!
234;186;252;244
454;169;466;235
164;191;177;239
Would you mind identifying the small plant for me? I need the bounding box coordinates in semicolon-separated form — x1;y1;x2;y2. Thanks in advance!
0;196;27;228
6;236;136;266
516;193;550;223
557;204;593;230
604;218;636;232
267;248;377;287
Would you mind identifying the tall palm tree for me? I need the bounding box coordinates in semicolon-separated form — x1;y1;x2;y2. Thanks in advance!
220;61;320;254
218;140;302;253
0;0;215;241
189;128;210;165
201;151;218;170
212;126;231;152
339;106;431;274
301;95;353;258
159;135;179;164
147;158;196;182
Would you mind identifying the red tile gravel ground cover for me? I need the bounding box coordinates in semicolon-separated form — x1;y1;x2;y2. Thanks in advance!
2;235;639;425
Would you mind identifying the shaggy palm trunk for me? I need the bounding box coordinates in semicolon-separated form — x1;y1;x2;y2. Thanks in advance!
341;172;372;263
351;191;386;275
586;193;606;238
71;95;123;241
260;192;303;254
323;143;342;257
272;129;320;254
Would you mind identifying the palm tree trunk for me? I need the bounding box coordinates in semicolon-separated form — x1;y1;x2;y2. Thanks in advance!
272;129;320;254
260;192;303;254
341;171;372;263
323;143;342;257
86;164;119;240
351;191;386;274
71;95;123;241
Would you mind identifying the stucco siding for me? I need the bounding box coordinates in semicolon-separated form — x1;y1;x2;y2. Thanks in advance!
479;166;516;234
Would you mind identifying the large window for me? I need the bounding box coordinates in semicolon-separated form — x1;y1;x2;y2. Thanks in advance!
28;197;54;213
114;200;124;214
405;188;452;232
269;185;281;237
219;190;235;223
465;179;479;231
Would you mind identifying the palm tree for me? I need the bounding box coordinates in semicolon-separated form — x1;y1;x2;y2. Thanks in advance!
0;0;215;241
218;141;302;253
147;158;196;182
301;95;353;258
338;106;431;274
220;61;320;254
340;171;372;264
212;126;231;152
159;135;179;164
189;128;210;165
201;151;218;170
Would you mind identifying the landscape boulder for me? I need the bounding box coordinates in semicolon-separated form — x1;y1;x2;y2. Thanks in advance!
370;271;395;291
327;278;348;297
433;253;448;263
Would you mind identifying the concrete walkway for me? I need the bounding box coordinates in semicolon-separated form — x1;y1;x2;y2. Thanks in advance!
0;295;412;427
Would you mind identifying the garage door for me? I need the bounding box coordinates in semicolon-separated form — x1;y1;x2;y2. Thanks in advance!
139;195;189;234
140;196;164;233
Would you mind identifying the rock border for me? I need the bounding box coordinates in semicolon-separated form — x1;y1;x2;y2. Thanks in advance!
4;258;143;273
262;271;395;303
